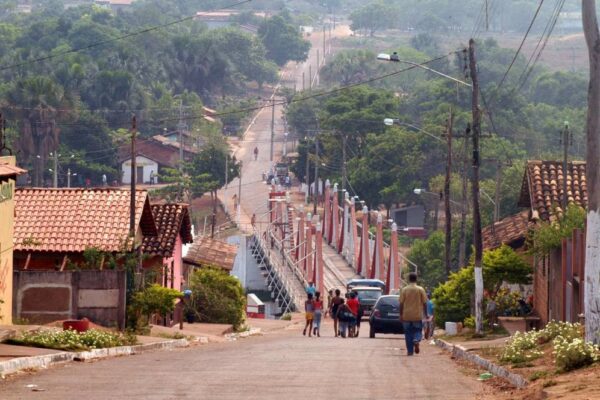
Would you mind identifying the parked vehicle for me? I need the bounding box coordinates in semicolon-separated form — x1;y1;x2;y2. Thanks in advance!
369;295;404;338
346;278;386;292
350;286;383;318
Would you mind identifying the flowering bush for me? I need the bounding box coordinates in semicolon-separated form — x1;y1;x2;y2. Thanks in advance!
553;336;600;372
493;288;521;316
500;330;544;364
9;329;137;351
537;320;583;344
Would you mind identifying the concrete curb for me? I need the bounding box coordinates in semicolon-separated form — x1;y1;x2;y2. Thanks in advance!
0;339;189;378
434;338;529;389
225;328;262;340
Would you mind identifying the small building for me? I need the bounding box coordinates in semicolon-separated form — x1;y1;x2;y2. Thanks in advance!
183;236;238;275
142;203;193;291
0;156;26;323
13;188;157;270
118;137;197;184
482;210;531;251
194;10;267;30
518;160;587;326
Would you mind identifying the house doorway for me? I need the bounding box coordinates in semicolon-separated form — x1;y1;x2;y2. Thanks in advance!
136;166;144;184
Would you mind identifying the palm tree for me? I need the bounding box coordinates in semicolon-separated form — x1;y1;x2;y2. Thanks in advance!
4;76;72;186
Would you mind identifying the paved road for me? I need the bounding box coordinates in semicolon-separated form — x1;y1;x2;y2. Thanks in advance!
0;322;481;399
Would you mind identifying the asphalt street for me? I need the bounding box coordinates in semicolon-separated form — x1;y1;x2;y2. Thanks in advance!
0;320;481;399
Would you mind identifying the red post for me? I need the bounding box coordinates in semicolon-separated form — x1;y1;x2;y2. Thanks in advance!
370;212;385;280
357;206;370;277
306;215;313;280
323;181;331;242
315;222;324;294
386;223;400;294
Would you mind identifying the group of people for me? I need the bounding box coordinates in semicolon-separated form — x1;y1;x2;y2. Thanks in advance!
303;283;363;339
302;273;435;357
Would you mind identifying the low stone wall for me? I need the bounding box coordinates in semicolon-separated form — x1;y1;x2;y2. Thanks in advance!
434;338;528;389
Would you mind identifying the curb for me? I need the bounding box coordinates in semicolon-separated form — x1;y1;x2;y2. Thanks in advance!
225;328;262;340
0;339;189;378
434;338;529;389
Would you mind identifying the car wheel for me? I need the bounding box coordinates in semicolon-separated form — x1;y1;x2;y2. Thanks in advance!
369;327;375;338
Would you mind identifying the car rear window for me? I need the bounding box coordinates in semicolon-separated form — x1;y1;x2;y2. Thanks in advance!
355;290;382;300
377;297;399;307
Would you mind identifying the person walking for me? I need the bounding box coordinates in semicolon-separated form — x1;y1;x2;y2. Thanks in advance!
346;292;360;338
306;281;316;297
312;291;323;337
251;213;256;227
399;272;428;356
303;293;315;337
328;289;343;337
423;291;435;340
336;299;353;338
253;146;259;160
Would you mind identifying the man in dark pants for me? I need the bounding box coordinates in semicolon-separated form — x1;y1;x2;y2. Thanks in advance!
399;272;428;356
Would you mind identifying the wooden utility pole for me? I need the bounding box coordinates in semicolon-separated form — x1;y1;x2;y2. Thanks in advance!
459;132;469;269
313;135;320;215
561;122;572;209
270;97;275;162
53;151;58;188
582;0;600;343
341;133;347;193
444;110;454;277
469;39;484;335
305;138;311;204
129;115;137;245
493;160;502;222
485;0;489;31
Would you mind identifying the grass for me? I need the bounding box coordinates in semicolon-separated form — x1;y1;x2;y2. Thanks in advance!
7;329;138;351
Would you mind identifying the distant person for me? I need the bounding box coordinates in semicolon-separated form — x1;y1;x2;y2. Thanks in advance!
253;146;259;160
326;289;333;313
306;282;316;297
329;289;343;337
303;293;315;337
102;174;107;186
399;272;428;356
285;175;290;188
149;170;155;185
312;291;323;337
336;299;354;338
251;213;256;227
346;291;360;338
423;291;435;340
232;193;238;210
85;178;91;188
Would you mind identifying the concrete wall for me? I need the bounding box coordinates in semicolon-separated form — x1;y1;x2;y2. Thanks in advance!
13;270;126;328
121;155;159;184
230;235;268;292
0;157;17;323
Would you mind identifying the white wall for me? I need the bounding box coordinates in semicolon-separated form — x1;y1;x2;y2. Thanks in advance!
121;156;159;184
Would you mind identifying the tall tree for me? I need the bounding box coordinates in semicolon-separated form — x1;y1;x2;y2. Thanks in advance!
258;16;310;66
582;0;600;344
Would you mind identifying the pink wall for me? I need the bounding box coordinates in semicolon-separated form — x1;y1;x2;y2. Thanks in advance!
163;234;184;291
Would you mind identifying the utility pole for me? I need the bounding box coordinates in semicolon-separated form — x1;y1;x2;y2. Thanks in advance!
469;39;484;335
582;0;600;343
237;163;242;226
560;122;572;209
305;137;311;204
270;97;275;162
485;0;489;31
302;72;305;91
178;99;185;171
316;50;320;86
67;168;71;188
444;110;454;277
493;160;502;222
309;65;312;90
313;135;320;215
323;25;327;62
341;133;347;193
129;115;137;244
52;151;58;188
459;133;469;269
224;155;229;214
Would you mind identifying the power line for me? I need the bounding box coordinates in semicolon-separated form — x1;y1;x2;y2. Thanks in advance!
0;0;252;72
496;0;546;91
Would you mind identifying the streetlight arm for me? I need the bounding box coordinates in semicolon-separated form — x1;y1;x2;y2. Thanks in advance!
377;53;472;87
385;119;444;143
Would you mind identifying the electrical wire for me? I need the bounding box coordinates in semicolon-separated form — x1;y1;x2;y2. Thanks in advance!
0;0;252;72
496;0;546;91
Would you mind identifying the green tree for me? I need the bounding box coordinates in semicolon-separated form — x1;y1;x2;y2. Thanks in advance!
186;267;246;329
349;1;396;36
406;231;446;290
258;15;310;66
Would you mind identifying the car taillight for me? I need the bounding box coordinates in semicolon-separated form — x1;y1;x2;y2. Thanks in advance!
373;310;381;318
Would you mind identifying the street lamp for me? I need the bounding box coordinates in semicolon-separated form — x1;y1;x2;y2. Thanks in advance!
377;52;472;87
384;119;444;143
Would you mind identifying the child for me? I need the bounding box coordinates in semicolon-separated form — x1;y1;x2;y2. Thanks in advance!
312;292;323;337
303;293;315;337
336;299;353;338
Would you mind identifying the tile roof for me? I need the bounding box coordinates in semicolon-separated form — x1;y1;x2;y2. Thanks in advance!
518;160;587;221
142;203;193;257
0;158;26;178
482;211;531;250
183;237;238;271
14;188;157;253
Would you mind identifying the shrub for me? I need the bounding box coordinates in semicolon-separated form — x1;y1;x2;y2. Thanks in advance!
553;336;599;372
538;320;583;344
130;284;182;324
281;313;292;321
8;329;137;351
500;330;544;364
493;288;521;316
186;267;246;330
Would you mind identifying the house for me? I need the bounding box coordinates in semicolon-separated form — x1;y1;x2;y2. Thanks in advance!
94;0;134;11
118;137;197;184
183;237;238;276
518;160;587;325
0;156;26;323
194;10;267;30
13;188;157;270
482;210;531;251
142;204;193;291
